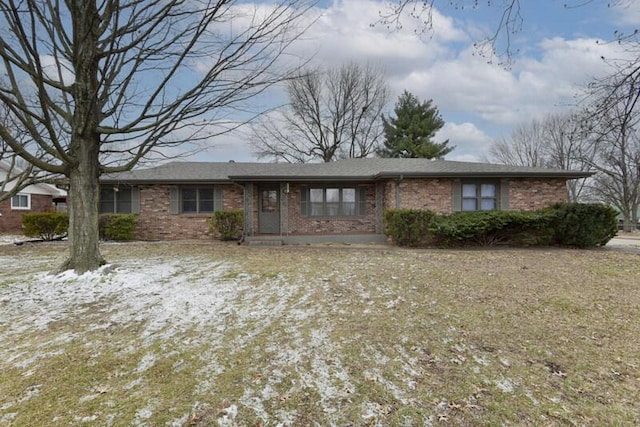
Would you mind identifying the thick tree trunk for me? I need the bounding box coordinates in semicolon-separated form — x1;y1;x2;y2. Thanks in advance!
60;161;105;274
59;0;105;273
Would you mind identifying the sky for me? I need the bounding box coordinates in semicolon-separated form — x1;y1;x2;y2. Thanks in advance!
193;0;640;163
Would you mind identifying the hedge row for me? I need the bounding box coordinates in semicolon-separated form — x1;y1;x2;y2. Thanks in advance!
384;203;618;248
22;212;138;241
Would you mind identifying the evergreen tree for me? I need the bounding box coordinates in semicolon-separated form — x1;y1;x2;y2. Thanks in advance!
378;91;454;159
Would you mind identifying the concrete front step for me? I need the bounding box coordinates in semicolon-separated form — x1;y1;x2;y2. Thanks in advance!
248;239;284;246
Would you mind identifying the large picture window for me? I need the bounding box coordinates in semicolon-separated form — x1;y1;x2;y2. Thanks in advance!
462;182;497;211
180;187;223;214
11;193;30;210
100;187;132;213
301;187;366;217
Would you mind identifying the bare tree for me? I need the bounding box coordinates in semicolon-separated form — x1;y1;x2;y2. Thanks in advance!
0;0;313;272
489;118;547;167
251;62;389;162
586;73;640;231
543;113;599;202
488;112;597;201
377;0;634;64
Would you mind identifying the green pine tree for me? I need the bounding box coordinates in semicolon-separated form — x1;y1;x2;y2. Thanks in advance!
378;90;454;159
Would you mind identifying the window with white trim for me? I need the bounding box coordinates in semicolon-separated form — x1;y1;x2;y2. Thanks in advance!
462;182;498;211
11;193;30;210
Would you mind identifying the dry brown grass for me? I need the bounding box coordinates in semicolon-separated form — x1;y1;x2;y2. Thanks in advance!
1;241;639;425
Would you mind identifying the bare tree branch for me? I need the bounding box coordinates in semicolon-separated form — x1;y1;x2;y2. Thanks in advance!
251;62;388;163
0;0;315;272
376;0;634;65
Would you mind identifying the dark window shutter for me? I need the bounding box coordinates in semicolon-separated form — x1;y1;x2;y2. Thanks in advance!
214;186;224;211
170;187;180;214
131;187;141;214
452;180;462;212
300;186;308;216
357;187;367;216
500;179;510;210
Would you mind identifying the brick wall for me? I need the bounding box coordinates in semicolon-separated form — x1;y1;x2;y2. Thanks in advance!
385;177;568;213
385;178;454;213
0;193;54;232
131;178;570;240
134;184;243;240
508;178;568;210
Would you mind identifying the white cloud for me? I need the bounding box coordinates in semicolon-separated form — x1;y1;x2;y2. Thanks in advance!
40;55;74;85
287;0;467;73
179;0;637;165
609;0;640;26
436;122;493;162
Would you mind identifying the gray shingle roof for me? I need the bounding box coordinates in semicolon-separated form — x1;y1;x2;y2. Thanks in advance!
101;158;591;184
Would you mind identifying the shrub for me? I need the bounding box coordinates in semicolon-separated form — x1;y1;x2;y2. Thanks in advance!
210;210;243;241
428;210;555;247
384;209;436;247
99;214;138;241
22;212;69;240
546;203;618;248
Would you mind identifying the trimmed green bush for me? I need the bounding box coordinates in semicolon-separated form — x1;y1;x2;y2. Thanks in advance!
22;212;69;240
546;203;618;248
429;210;555;247
210;210;243;241
384;209;435;247
384;205;616;248
99;213;138;241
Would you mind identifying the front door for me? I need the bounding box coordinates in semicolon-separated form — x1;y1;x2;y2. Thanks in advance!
258;186;280;234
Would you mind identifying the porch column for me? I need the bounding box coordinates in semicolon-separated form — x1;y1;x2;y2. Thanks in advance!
280;182;289;235
244;183;254;236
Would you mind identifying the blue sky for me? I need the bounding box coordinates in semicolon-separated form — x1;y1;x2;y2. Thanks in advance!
196;0;640;163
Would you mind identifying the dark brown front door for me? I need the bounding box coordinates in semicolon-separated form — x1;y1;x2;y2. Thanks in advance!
258;186;280;234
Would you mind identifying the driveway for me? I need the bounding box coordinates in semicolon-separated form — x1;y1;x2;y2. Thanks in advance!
606;234;640;253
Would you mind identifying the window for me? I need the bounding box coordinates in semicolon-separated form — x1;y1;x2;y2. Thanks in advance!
11;193;30;210
180;186;222;214
261;190;278;213
100;187;132;213
301;187;366;217
462;182;497;211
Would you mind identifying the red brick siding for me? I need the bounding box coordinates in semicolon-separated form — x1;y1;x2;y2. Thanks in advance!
284;183;377;235
384;177;568;213
0;193;54;232
134;184;243;240
508;178;568;210
131;178;569;240
384;178;454;214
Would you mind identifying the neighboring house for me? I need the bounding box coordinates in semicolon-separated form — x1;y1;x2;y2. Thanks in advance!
100;158;591;243
0;162;65;232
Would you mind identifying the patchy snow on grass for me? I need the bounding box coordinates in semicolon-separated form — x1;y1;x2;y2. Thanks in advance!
0;249;372;424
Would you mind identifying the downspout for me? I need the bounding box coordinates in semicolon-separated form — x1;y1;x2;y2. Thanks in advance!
282;182;290;239
230;181;248;242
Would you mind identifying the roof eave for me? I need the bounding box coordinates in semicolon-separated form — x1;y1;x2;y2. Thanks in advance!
228;175;375;182
100;178;232;185
374;171;594;179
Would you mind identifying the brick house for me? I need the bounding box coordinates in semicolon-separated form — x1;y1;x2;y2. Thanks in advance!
100;158;590;243
0;162;65;233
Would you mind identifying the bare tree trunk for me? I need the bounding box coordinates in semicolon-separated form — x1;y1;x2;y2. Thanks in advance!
58;0;104;273
62;161;105;273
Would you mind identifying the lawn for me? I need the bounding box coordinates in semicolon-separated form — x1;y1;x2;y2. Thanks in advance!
1;241;639;426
